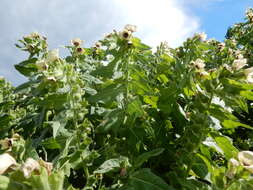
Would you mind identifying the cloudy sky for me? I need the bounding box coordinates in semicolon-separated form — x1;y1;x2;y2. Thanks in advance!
0;0;252;85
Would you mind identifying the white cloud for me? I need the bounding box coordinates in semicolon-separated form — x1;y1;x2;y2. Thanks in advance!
0;0;200;85
112;0;199;47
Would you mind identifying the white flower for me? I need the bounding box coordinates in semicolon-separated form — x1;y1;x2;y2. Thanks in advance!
232;58;247;70
21;158;40;178
218;42;225;51
0;153;17;175
36;60;48;71
246;8;253;21
0;138;13;150
195;32;207;41
244;67;253;83
192;58;205;70
199;32;207;41
71;38;83;46
199;71;209;77
76;47;84;54
119;29;132;40
226;158;240;179
124;24;137;33
238;151;253;173
224;64;232;72
94;42;102;48
46;76;57;82
25;32;40;39
46;49;59;62
119;24;137;40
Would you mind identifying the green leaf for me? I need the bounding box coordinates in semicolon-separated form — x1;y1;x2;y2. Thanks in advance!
240;90;253;100
88;84;125;103
0;176;10;190
131;38;151;50
14;58;38;77
127;98;144;117
134;148;164;168
48;170;65;190
94;156;129;174
212;134;238;159
128;168;174;190
222;120;253;130
191;161;208;179
47;121;61;138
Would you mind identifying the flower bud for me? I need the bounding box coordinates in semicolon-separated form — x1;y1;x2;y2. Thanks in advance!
46;49;59;62
226;158;240;179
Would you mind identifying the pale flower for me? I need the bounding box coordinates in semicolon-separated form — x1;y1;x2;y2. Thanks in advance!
218;42;225;51
226;158;240;179
76;47;84;54
238;151;253;173
25;32;40;39
192;58;205;70
46;49;59;62
0;138;13;150
71;38;83;47
36;60;49;71
46;76;57;82
199;32;207;41
224;64;232;72
124;24;137;33
199;71;209;77
195;32;207;41
119;29;132;40
119;24;137;40
94;42;102;49
21;158;40;178
246;8;253;21
232;58;247;70
0;153;17;175
244;67;253;83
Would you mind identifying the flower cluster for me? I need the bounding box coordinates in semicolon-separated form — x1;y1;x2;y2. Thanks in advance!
194;32;207;41
0;153;53;178
71;38;84;54
246;8;253;22
226;151;253;179
35;49;59;72
191;58;209;77
119;24;137;40
232;53;247;70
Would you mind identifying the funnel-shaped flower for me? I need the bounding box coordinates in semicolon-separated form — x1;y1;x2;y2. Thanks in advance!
0;153;17;175
244;67;253;83
238;151;253;173
71;38;83;47
21;158;40;178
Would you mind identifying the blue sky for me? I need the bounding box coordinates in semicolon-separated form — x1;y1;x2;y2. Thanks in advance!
0;0;252;85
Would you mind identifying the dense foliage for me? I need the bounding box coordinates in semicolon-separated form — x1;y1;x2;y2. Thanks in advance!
1;9;253;190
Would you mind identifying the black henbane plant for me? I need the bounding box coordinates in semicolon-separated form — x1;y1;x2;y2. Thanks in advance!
1;9;253;190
